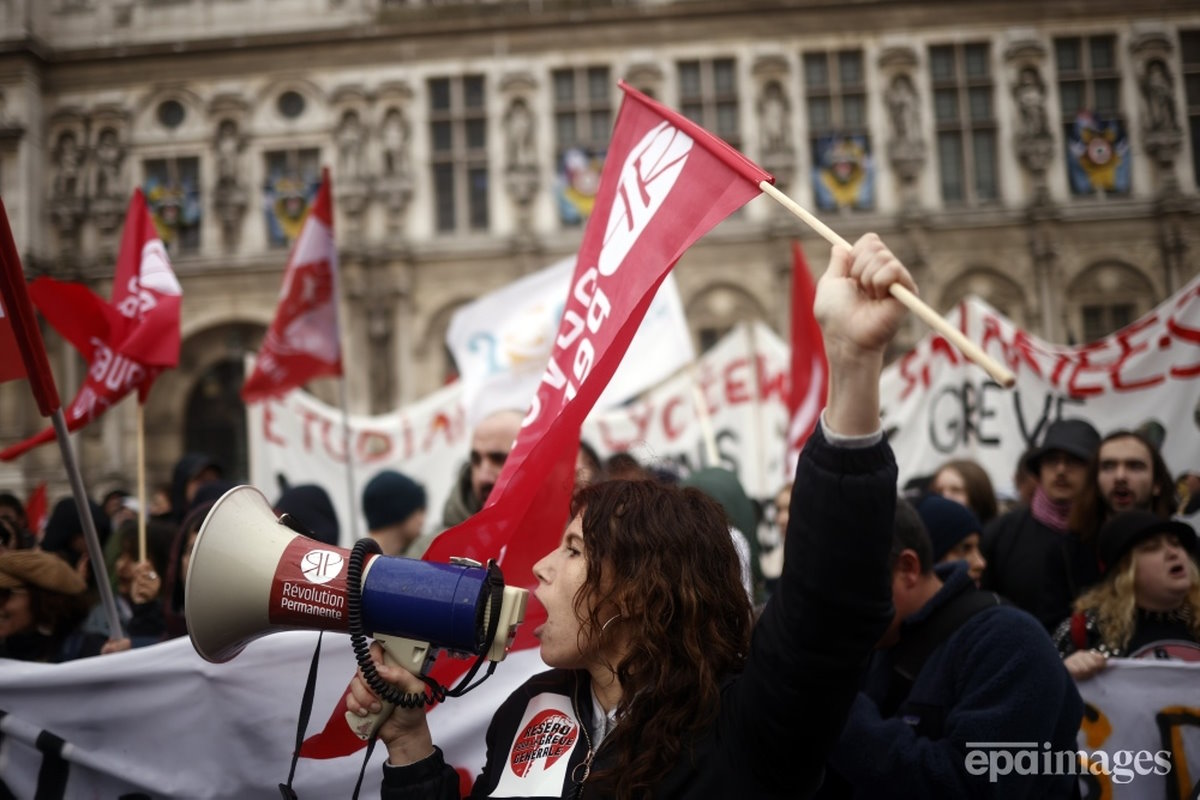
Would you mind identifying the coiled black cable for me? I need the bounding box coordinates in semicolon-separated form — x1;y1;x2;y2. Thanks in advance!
346;538;444;708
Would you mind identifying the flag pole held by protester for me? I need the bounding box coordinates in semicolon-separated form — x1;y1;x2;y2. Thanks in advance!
0;196;124;639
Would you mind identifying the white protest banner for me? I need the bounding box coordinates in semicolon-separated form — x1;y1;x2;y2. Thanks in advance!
583;320;791;498
1071;660;1200;798
446;256;694;426
881;275;1200;495
248;323;789;548
247;380;466;544
0;632;544;798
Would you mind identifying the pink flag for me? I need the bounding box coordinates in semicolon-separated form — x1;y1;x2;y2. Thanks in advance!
1;190;181;461
301;81;771;763
784;241;828;476
241;169;341;404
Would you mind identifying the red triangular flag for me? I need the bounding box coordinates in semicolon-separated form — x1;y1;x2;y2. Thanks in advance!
241;169;341;404
0;196;59;414
301;81;772;762
784;241;828;476
0;190;181;461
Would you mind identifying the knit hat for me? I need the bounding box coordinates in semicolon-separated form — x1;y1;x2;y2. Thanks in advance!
916;494;983;561
0;550;87;594
275;484;340;546
1096;509;1197;573
362;471;426;531
1025;418;1101;474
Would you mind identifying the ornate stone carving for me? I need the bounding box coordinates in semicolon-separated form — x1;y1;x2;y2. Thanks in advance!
377;106;414;226
1131;32;1182;193
212;118;248;249
1011;65;1055;204
335;109;371;218
883;73;926;198
50;129;86;242
502;96;539;237
88;126;126;233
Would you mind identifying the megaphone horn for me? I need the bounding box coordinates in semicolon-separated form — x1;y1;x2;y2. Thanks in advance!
185;485;527;664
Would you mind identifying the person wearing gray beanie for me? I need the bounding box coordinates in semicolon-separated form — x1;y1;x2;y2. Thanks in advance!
361;470;428;557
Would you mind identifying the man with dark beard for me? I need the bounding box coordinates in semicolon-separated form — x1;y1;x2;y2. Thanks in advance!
440;409;524;529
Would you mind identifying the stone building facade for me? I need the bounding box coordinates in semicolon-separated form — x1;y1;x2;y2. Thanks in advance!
0;0;1197;493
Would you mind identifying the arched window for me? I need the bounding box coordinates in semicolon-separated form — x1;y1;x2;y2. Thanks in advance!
184;359;248;483
939;267;1029;328
1066;261;1155;343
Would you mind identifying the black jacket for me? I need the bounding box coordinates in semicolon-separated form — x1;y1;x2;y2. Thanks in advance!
381;425;897;799
980;508;1065;628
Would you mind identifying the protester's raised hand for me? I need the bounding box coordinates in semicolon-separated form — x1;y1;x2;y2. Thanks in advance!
814;233;916;436
814;233;916;361
345;641;436;765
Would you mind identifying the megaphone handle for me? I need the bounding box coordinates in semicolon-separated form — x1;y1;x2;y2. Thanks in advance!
346;634;433;741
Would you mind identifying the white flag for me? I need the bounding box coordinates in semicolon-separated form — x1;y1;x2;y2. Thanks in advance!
446;256;694;426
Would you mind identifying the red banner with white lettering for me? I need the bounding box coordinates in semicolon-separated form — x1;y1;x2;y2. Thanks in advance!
241;169;342;404
0;190;181;461
784;241;828;476
301;81;772;762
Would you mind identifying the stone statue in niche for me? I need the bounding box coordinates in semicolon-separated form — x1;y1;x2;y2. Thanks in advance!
381;107;411;178
336;110;366;181
215;119;242;187
885;73;921;145
757;80;792;155
53;130;84;198
1141;58;1179;133
504;97;536;170
92;127;123;199
1014;66;1050;140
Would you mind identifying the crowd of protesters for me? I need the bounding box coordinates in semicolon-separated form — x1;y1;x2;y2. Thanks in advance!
1;337;1198;796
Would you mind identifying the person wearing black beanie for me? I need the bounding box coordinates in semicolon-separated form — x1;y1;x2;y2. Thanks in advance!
361;470;427;557
274;484;340;547
915;494;987;584
41;497;111;569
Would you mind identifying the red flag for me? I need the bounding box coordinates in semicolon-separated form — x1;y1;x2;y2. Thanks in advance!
0;190;181;461
784;241;828;476
0;197;59;413
241;170;341;403
301;81;771;760
25;482;47;538
0;293;23;384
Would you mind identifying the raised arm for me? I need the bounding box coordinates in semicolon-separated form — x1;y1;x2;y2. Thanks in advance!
723;233;914;796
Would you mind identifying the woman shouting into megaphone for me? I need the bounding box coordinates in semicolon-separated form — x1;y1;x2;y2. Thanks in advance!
348;234;914;800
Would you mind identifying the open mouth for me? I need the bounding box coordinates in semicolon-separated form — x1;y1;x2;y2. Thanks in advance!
1109;489;1133;507
1169;563;1187;578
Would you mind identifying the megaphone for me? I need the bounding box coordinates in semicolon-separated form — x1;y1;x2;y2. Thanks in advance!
185;485;528;669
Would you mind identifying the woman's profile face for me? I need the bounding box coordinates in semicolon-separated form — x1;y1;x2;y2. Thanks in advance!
531;514;593;669
1132;533;1193;609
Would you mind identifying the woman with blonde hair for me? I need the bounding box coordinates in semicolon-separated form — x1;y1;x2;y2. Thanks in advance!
1053;510;1200;680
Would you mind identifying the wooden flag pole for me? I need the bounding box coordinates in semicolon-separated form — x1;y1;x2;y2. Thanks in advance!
758;181;1016;388
136;403;147;564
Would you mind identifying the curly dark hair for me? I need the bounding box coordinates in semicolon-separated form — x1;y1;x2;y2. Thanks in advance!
569;479;753;799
